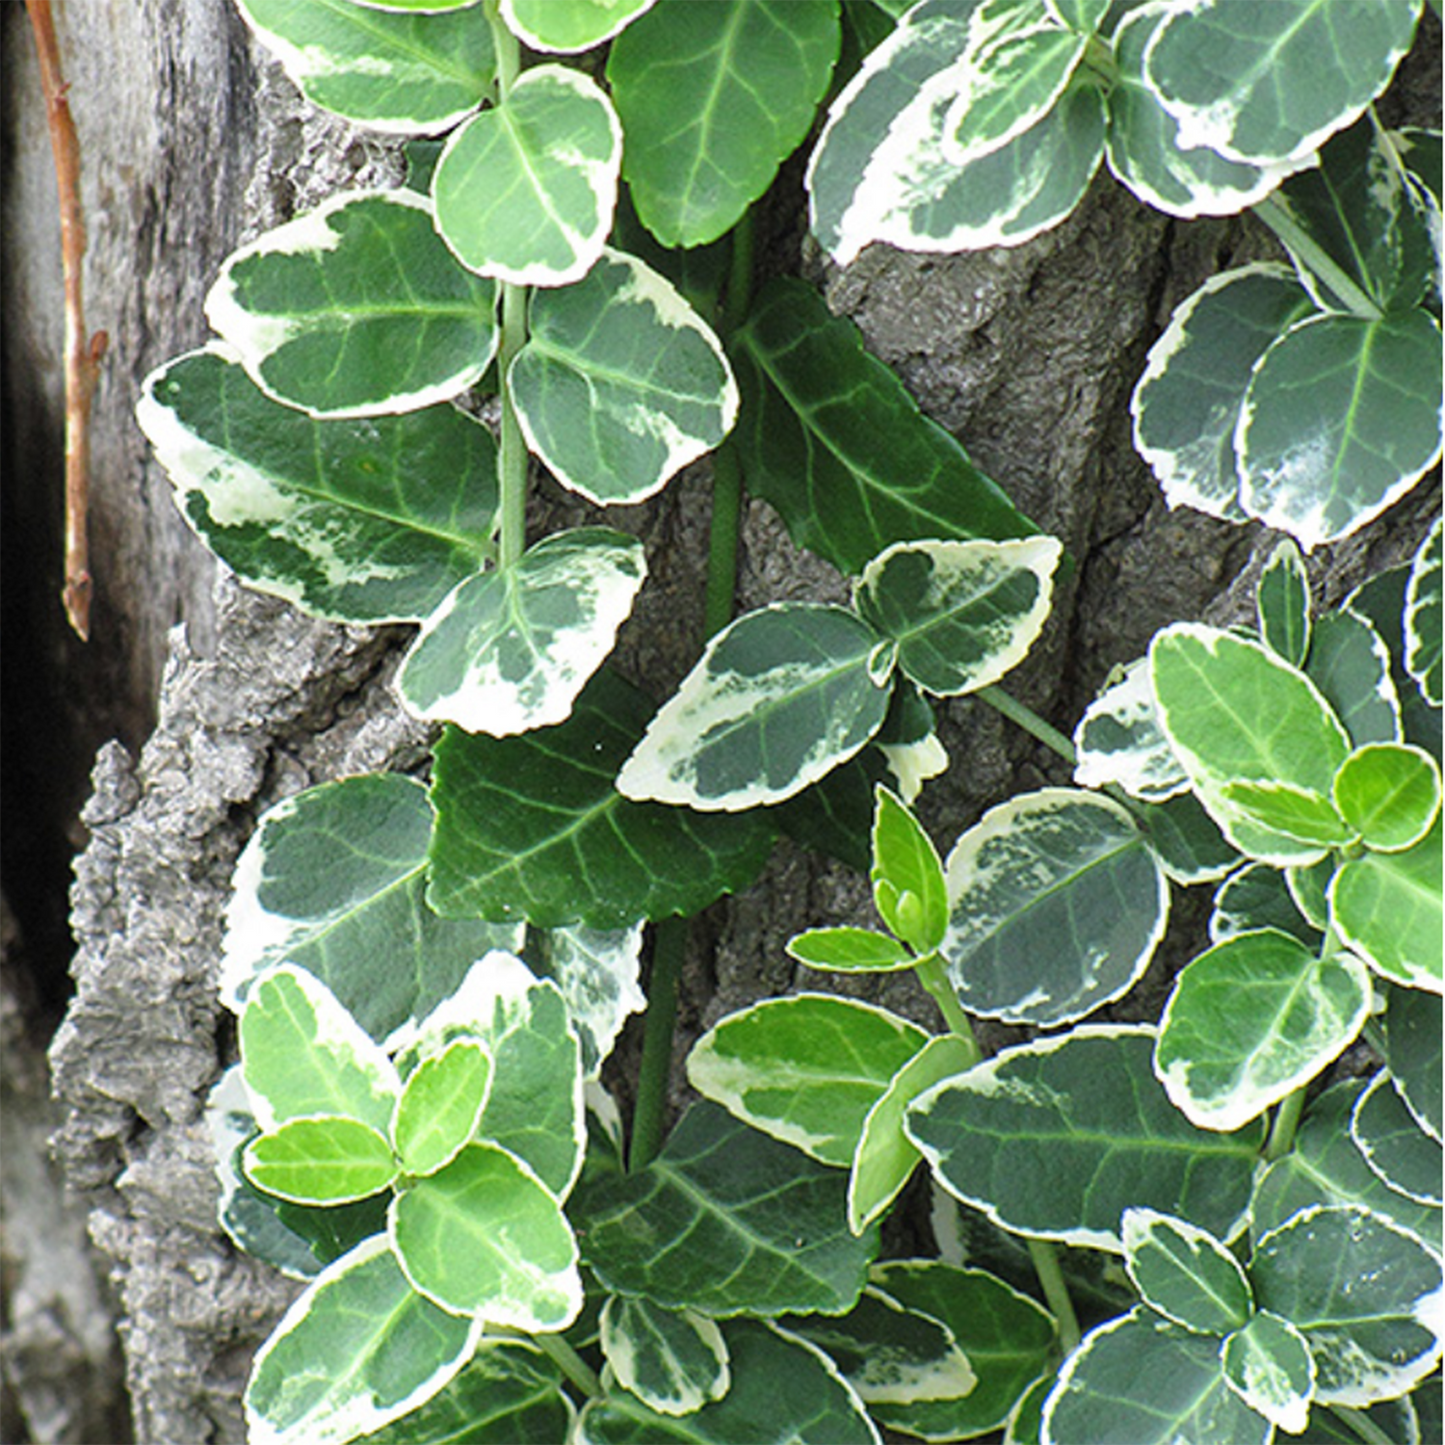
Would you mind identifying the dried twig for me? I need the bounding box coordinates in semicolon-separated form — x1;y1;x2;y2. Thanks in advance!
27;0;107;641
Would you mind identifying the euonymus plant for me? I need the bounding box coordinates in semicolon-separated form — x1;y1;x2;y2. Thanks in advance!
135;0;1443;1441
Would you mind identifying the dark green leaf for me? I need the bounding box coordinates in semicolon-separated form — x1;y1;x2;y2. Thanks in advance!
1352;1072;1443;1206
1307;607;1402;748
1257;538;1311;666
1385;983;1443;1143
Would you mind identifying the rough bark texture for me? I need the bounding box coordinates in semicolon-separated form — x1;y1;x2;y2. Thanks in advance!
0;2;1436;1440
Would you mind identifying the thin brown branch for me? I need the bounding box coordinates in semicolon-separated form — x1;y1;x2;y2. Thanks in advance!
27;0;107;641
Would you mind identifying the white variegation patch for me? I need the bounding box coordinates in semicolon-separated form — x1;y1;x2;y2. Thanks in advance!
1220;1311;1315;1436
1073;657;1189;800
878;730;949;805
538;921;647;1079
599;1297;729;1417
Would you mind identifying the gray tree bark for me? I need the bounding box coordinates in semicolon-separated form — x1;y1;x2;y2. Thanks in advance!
2;2;1437;1440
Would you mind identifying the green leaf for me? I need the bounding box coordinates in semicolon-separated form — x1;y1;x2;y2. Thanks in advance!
808;1;1105;263
575;1318;879;1444
1005;1375;1051;1445
1406;516;1443;706
1216;778;1353;849
607;0;842;247
509;249;738;505
1250;1204;1444;1405
1120;1207;1253;1336
616;603;893;811
391;1038;491;1177
1105;3;1301;219
500;0;656;52
599;1297;729;1417
1333;742;1441;852
1041;1307;1271;1445
206;190;497;417
579;1101;878;1318
1130;263;1312;523
1150;624;1352;865
732;277;1037;577
1329;817;1443;991
1352;1072;1443;1206
849;1035;977;1236
1209;863;1320;948
1044;0;1108;31
1156;929;1370;1132
787;926;916;974
1307;607;1402;748
529;922;647;1079
941;788;1169;1027
1257;538;1311;667
1220;1310;1316;1436
687;993;927;1166
427;669;774;928
1385;983;1443;1143
234;0;493;133
137;347;496;624
1136;789;1242;886
1142;0;1421;166
1346;565;1443;757
240;964;401;1134
245;1236;483;1445
869;1260;1056;1440
870;786;948;955
389;1143;582;1325
1073;658;1190;802
854;537;1061;698
1238;310;1444;550
432;65;621;286
244;1115;399;1205
222;774;521;1046
396;528;646;734
907;1026;1264;1250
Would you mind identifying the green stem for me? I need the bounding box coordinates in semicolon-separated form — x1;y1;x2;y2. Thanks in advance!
913;953;982;1064
630;916;687;1172
531;1331;604;1399
1263;1084;1307;1163
978;686;1078;766
1329;1405;1400;1445
1027;1237;1083;1356
1253;194;1382;322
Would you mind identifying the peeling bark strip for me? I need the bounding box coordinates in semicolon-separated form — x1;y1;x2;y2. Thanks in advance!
26;0;107;640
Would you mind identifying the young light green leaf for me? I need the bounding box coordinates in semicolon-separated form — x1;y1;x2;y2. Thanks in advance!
1105;3;1303;219
1121;1207;1253;1336
390;1038;491;1177
239;965;401;1134
1307;607;1402;748
1130;263;1312;523
907;1026;1264;1250
137;348;498;624
687;993;927;1167
849;1035;977;1236
1073;658;1190;802
732;277;1037;577
1329;818;1443;992
222;774;521;1046
579;1101;878;1318
396;528;646;734
530;921;647;1079
599;1297;730;1417
243;1115;399;1205
1042;1308;1271;1445
1156;929;1371;1132
1238;310;1444;551
787;926;917;974
868;1260;1056;1441
427;669;775;928
1209;863;1319;947
389;1143;582;1326
575;1318;881;1445
616;603;893;811
244;1235;483;1445
1215;778;1354;849
1332;742;1441;852
1352;1072;1444;1206
1385;983;1443;1143
206;190;497;417
941;788;1169;1026
1220;1309;1316;1436
854;537;1061;698
1044;0;1108;30
1250;1204;1445;1406
432;65;621;286
870;786;948;955
1150;624;1352;865
1141;0;1421;166
500;0;656;52
509;249;738;506
1406;516;1443;706
1257;538;1311;667
607;0;842;247
234;0;494;134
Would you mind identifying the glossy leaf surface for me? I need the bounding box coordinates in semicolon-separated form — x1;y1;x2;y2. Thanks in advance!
870;786;948;956
1121;1207;1253;1336
243;1115;398;1205
1385;983;1443;1143
1332;743;1441;852
500;0;655;52
598;1297;729;1417
390;1038;491;1177
1351;1072;1443;1206
1220;1309;1315;1436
